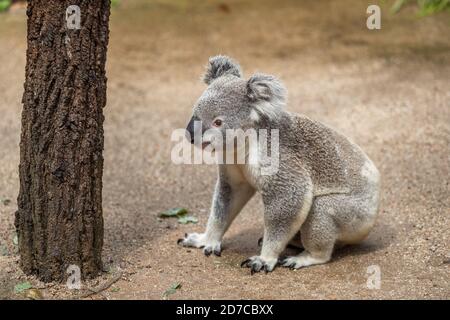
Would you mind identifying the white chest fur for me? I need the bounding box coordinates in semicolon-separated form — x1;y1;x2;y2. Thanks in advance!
243;142;262;188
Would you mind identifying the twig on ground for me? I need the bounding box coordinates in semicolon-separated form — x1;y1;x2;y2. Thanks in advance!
73;272;123;300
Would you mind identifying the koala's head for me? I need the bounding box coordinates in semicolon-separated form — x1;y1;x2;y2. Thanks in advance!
186;55;287;150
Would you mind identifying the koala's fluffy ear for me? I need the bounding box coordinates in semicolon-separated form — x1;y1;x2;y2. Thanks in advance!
203;55;242;85
247;74;287;120
247;73;287;104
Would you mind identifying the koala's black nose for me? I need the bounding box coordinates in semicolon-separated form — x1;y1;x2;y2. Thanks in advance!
186;116;198;144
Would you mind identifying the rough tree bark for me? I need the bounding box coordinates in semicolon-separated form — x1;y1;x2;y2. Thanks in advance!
15;0;111;282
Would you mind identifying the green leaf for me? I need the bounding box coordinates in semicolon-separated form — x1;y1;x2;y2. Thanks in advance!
0;244;8;256
0;0;11;13
418;0;450;16
14;282;32;294
391;0;450;15
170;282;181;290
163;282;181;297
177;215;198;224
158;207;197;224
391;0;409;13
158;207;188;218
111;287;120;293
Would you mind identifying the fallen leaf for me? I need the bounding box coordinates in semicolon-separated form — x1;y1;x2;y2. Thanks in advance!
163;282;181;298
12;233;18;246
0;244;8;256
177;215;198;224
14;282;32;294
25;288;43;300
0;0;11;13
158;208;198;225
159;207;188;218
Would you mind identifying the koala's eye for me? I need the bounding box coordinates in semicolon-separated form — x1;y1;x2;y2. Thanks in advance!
213;119;223;127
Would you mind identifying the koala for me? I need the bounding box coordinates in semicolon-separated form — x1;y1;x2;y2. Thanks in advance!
178;55;380;274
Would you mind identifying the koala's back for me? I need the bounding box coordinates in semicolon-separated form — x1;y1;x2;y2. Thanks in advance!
281;113;379;196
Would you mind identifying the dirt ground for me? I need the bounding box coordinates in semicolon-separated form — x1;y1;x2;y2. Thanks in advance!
0;0;449;299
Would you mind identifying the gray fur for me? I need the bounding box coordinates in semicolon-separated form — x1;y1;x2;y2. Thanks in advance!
203;55;242;85
247;73;287;121
179;56;380;273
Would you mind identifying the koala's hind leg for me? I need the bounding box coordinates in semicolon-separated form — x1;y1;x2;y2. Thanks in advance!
241;186;313;274
280;207;336;269
280;192;378;269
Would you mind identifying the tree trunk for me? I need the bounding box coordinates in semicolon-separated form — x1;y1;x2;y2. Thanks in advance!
15;0;111;282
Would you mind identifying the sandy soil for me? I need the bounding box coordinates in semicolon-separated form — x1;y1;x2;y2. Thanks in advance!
0;0;449;299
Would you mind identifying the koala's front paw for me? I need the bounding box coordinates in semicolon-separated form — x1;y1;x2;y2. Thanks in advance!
240;256;277;274
177;233;222;257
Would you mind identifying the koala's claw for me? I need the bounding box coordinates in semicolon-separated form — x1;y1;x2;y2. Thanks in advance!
257;237;263;247
203;246;221;257
280;257;303;269
240;259;251;267
279;258;293;268
240;256;277;274
177;233;189;245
